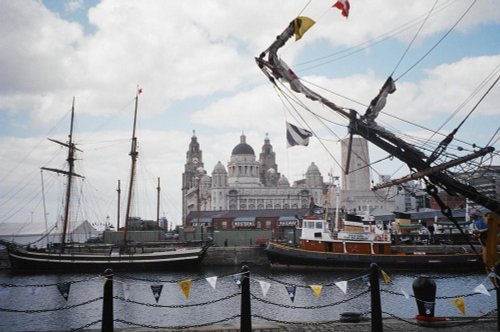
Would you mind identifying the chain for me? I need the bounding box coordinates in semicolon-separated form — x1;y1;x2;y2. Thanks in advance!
252;270;370;288
113;292;239;308
382;310;497;327
252;313;343;326
0;296;103;313
250;289;370;309
115;314;240;330
116;271;237;284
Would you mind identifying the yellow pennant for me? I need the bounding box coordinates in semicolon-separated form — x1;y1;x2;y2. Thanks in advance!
293;16;316;41
381;270;392;284
309;284;323;297
103;277;108;285
451;296;465;315
178;279;192;299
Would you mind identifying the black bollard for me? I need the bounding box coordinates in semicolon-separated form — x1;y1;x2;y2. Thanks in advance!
369;263;383;332
412;275;436;319
102;268;114;332
240;265;252;332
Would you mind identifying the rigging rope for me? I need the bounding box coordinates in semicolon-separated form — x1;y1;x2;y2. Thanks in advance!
395;0;478;81
391;0;438;77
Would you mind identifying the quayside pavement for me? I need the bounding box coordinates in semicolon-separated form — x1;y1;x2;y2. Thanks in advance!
81;317;498;332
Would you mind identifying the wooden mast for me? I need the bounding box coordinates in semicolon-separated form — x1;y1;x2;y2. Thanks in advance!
41;97;83;249
123;89;140;242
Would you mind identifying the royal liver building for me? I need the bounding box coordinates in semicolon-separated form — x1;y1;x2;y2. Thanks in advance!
182;132;324;222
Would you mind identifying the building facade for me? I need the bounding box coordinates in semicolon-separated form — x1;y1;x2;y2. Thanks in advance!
182;132;325;223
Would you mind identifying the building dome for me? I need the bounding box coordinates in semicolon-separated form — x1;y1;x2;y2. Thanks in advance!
212;161;227;174
231;134;255;155
278;174;290;187
307;162;320;173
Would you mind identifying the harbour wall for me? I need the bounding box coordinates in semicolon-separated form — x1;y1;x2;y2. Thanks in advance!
202;246;269;266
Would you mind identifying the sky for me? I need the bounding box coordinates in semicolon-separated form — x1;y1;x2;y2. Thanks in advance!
0;0;499;232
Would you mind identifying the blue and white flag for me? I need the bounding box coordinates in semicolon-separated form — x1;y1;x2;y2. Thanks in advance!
286;122;312;147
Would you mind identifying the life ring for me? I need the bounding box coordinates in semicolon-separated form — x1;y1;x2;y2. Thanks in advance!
458;247;467;254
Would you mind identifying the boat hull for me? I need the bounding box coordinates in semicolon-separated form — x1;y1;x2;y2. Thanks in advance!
265;242;483;271
7;244;208;273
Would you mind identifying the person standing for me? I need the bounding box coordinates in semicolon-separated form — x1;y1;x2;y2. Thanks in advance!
471;209;487;245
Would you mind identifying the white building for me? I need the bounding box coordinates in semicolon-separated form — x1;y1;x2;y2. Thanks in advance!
182;132;325;222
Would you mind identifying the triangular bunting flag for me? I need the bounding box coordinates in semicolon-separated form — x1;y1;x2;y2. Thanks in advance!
285;285;296;303
473;283;491;296
258;280;271;297
57;282;71;301
232;274;242;288
206;276;217;290
335;281;348;294
401;288;410;299
309;285;323;297
451;296;465;315
150;285;163;303
381;270;392;284
178;279;192;299
123;283;132;301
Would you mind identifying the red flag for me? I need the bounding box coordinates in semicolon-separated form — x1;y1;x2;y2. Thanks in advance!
333;0;350;18
137;87;143;94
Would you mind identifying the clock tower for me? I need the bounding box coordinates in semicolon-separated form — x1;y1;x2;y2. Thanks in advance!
182;130;204;223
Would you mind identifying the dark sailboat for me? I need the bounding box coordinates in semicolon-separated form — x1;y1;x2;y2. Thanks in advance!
7;93;209;273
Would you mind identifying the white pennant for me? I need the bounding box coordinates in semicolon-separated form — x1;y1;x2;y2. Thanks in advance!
123;283;132;300
258;280;271;297
473;283;491;296
335;281;347;294
401;288;410;299
206;276;217;289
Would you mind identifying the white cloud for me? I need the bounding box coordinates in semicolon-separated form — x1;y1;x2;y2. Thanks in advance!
0;0;498;227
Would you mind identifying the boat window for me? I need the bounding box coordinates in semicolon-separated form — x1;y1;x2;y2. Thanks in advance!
316;222;323;229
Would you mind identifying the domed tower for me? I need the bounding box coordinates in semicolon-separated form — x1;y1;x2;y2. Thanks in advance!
259;133;279;186
227;133;261;187
211;161;228;210
278;174;290;188
306;162;324;205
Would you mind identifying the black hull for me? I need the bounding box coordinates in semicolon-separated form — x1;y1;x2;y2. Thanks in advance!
265;242;483;271
7;245;208;273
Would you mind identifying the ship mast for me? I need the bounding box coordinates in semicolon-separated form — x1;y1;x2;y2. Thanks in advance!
123;89;140;243
41;97;83;249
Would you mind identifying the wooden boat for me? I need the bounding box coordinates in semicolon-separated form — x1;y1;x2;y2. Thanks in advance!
7;93;209;273
265;214;483;270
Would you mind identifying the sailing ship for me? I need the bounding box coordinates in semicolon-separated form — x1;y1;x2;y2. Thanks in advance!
256;7;499;271
7;93;209;273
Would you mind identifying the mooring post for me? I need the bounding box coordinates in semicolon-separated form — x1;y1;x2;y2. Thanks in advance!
102;268;114;332
412;275;436;321
370;263;383;332
240;265;252;332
